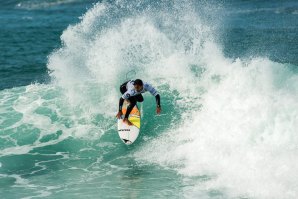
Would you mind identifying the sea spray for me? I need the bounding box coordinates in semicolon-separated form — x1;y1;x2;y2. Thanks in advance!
0;0;297;198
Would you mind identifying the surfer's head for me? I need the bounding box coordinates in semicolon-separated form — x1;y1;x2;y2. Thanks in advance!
133;79;143;92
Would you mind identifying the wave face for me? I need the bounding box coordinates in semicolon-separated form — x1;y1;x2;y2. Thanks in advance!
1;0;298;198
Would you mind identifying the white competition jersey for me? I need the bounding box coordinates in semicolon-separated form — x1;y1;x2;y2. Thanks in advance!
122;80;159;99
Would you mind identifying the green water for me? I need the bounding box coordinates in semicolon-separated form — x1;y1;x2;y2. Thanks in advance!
1;0;298;198
0;84;185;198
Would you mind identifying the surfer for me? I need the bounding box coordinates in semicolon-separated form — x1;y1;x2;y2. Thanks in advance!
116;79;161;125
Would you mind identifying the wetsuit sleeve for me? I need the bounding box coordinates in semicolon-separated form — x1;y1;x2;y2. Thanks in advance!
144;83;159;96
119;91;131;111
155;94;161;108
121;91;131;100
119;97;124;111
144;83;160;107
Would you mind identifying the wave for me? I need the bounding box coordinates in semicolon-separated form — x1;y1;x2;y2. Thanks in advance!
134;57;298;199
46;0;298;198
1;0;297;198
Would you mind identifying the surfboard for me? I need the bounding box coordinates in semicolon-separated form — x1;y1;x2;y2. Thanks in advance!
117;101;141;145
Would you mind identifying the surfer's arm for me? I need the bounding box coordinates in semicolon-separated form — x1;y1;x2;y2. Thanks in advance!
119;91;130;111
119;97;124;111
155;94;161;108
144;83;161;108
144;83;161;114
155;94;161;114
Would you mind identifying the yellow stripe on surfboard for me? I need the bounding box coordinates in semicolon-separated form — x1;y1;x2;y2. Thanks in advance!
129;116;140;128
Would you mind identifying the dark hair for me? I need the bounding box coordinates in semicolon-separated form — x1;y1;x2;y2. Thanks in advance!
133;79;143;86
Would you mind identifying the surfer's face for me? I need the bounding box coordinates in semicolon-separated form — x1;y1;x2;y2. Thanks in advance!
134;85;143;92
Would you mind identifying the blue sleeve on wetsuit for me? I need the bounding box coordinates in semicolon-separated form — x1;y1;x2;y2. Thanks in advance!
144;83;159;96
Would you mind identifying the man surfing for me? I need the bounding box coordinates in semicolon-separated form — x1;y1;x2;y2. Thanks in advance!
116;79;161;126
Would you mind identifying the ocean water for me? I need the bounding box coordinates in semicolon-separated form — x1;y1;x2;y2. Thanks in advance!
0;0;298;198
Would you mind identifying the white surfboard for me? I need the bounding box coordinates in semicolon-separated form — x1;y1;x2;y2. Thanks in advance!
117;101;141;145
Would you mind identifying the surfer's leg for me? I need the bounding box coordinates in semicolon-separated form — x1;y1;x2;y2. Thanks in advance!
124;97;137;118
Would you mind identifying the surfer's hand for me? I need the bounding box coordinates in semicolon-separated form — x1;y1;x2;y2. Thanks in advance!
116;111;123;119
156;107;161;114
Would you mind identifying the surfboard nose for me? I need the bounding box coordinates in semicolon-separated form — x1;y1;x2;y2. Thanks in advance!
122;139;132;145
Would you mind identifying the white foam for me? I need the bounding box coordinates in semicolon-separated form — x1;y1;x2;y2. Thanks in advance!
135;58;298;199
44;1;298;198
0;83;107;157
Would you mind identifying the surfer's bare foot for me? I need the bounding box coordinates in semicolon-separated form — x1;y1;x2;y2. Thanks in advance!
123;118;133;126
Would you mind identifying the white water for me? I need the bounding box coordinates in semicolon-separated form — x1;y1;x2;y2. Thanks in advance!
135;55;298;199
45;0;298;198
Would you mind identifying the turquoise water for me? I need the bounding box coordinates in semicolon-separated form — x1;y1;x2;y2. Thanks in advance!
1;0;298;198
